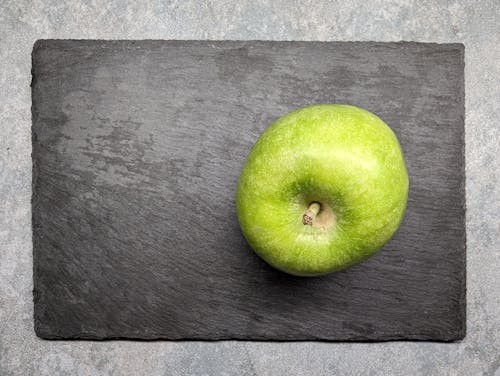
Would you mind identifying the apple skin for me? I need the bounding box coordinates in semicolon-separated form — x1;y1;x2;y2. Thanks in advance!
236;104;409;277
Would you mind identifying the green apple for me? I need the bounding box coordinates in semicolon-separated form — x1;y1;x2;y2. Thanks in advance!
236;104;409;276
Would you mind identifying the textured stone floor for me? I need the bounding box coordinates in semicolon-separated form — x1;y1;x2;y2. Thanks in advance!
0;1;499;375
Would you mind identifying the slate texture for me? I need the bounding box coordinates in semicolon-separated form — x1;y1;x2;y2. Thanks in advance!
31;40;465;341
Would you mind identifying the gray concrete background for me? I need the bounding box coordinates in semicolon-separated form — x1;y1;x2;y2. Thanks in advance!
0;0;498;375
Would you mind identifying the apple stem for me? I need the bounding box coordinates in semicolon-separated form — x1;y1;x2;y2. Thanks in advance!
302;202;321;225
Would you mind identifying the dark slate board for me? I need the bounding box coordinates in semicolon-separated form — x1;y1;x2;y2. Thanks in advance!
32;40;465;341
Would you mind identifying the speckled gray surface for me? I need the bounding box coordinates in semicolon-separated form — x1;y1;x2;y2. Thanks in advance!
0;0;498;375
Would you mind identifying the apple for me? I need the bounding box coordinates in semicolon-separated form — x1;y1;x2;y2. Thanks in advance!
236;104;409;276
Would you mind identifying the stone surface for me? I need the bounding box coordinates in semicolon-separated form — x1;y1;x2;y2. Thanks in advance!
32;40;465;341
0;0;498;374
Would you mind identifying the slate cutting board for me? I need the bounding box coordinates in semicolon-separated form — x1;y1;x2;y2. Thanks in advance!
32;40;465;341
